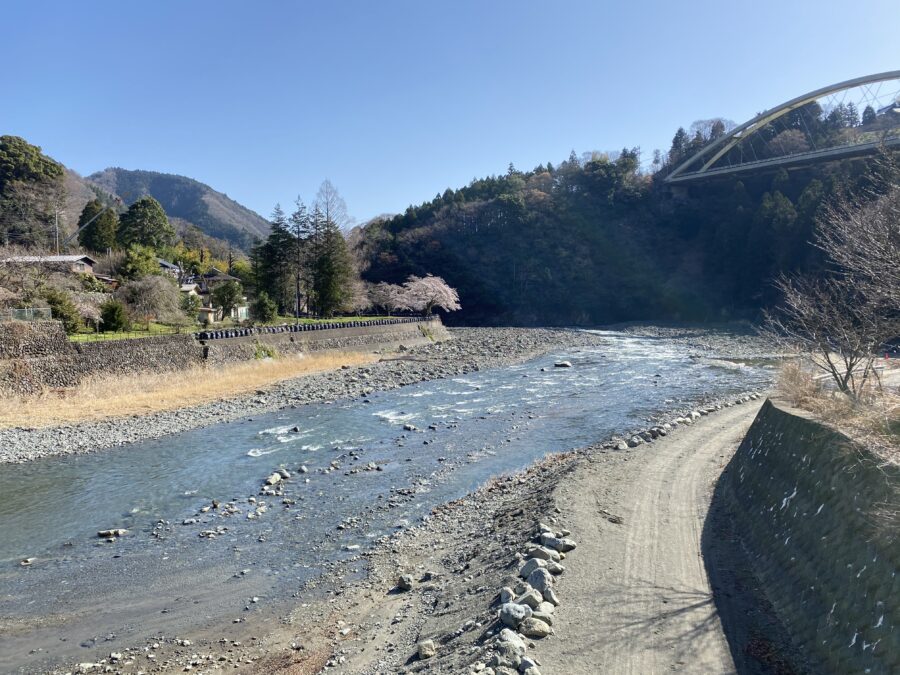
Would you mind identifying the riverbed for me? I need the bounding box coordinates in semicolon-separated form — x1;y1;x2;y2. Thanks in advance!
0;328;773;673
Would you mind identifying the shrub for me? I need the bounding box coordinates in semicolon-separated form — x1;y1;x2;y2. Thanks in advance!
42;287;81;334
100;299;129;332
253;342;278;359
251;291;278;323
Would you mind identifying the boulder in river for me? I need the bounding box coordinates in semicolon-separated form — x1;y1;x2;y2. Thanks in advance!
553;361;572;368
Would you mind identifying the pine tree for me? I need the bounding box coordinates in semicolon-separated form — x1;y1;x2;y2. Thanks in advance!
77;199;118;252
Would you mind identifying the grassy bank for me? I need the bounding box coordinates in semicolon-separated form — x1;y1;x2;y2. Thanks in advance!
0;351;377;428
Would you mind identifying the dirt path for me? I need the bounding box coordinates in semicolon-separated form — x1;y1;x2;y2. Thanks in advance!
537;402;763;674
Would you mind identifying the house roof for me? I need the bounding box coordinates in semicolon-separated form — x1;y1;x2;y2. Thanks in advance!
3;255;98;265
158;258;180;270
202;267;240;282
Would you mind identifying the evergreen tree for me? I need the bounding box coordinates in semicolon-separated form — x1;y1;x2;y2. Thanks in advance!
256;204;295;313
117;196;175;250
313;217;354;317
862;105;877;126
668;127;689;165
77;199;118;252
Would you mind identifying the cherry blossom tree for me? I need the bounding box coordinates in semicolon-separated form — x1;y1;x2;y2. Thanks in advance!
402;274;461;315
368;281;409;315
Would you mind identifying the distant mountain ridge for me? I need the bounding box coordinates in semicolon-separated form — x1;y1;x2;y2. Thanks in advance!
88;167;270;250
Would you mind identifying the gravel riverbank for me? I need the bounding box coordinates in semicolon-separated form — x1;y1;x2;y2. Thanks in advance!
0;328;610;464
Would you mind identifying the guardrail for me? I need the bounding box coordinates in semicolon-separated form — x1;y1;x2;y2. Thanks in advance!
195;316;433;341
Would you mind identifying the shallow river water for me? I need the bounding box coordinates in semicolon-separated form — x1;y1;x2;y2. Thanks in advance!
0;331;772;672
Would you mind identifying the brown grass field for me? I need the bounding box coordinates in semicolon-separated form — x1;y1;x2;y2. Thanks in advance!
777;360;900;465
0;351;378;428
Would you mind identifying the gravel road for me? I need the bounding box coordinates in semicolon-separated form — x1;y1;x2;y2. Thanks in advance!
535;401;763;674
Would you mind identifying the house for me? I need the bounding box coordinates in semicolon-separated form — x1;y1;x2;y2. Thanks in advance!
3;254;98;276
158;258;182;278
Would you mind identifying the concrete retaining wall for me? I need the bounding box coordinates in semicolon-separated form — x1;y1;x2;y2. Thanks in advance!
204;318;447;364
0;318;448;395
722;399;899;673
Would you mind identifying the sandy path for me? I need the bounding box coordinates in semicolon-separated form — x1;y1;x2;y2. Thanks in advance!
537;401;763;675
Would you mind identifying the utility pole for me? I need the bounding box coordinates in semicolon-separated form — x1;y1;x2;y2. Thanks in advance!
54;209;60;254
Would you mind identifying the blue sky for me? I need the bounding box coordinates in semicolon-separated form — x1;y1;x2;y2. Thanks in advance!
3;1;898;224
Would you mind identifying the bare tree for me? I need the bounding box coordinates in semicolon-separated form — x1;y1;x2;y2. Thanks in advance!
816;183;900;309
763;275;899;401
315;179;354;231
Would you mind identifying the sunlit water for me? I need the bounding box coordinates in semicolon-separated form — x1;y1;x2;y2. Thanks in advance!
0;331;772;671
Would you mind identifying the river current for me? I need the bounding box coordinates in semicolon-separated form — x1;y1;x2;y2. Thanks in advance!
0;330;772;672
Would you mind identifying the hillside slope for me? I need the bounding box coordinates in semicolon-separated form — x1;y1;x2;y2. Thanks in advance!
89;168;269;250
354;152;886;325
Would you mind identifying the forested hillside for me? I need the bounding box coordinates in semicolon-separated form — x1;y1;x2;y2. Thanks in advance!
89;168;270;250
355;144;885;325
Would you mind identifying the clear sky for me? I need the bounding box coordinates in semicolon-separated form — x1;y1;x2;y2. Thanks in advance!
3;0;898;224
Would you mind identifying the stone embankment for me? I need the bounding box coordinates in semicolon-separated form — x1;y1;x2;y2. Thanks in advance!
0;327;608;463
0;318;445;395
718;399;899;674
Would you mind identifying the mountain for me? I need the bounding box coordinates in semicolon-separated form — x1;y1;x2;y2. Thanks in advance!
88;168;270;250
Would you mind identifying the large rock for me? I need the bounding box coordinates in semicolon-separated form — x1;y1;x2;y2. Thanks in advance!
532;610;554;626
515;589;544;609
545;560;565;575
265;472;282;486
524;545;561;562
499;586;516;603
526;568;554;594
553;361;572;368
499;602;532;628
519;558;546;579
397;574;414;591
539;533;577;552
518;617;552;638
542;587;561;606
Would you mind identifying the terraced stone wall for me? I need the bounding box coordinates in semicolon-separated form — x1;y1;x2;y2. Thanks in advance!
722;399;898;673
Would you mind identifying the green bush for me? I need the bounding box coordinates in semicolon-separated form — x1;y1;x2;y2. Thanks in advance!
253;342;278;359
78;273;107;292
100;299;130;332
251;291;278;323
42;287;81;334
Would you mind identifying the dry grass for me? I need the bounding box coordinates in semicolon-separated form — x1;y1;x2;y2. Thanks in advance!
777;360;900;466
0;351;378;428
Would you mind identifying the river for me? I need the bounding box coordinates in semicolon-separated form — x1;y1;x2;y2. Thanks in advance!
0;330;772;673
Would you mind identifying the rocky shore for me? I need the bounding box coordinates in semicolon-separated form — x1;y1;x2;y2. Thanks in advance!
0;328;610;464
63;388;770;675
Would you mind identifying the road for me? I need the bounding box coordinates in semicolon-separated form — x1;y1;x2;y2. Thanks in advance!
536;402;763;674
